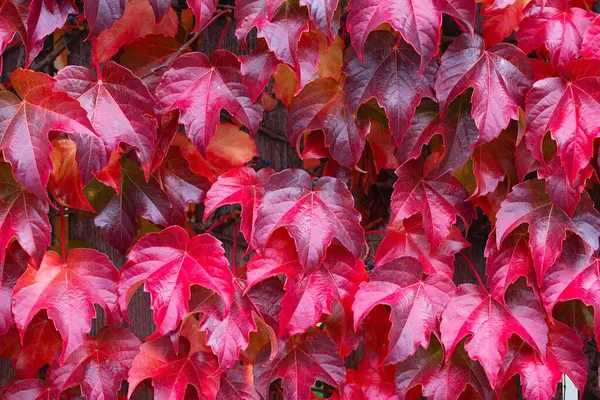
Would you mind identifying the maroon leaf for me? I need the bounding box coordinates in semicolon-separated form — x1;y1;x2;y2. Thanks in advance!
155;51;263;156
300;0;338;39
435;33;533;145
11;249;120;363
288;77;370;169
496;179;600;284
346;0;475;69
94;159;173;253
390;158;475;250
353;256;455;365
253;169;365;273
253;330;346;400
118;225;235;339
0;69;100;200
516;1;594;72
0;0;26;72
127;337;220;399
84;0;127;37
55;61;157;180
204;166;275;252
344;31;436;146
188;0;216;32
396;95;479;177
440;283;548;387
49;327;141;400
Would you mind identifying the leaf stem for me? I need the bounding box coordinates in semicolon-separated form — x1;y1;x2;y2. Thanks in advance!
458;251;486;292
139;9;231;79
232;219;239;276
218;17;232;50
205;213;235;234
92;39;102;80
60;206;67;261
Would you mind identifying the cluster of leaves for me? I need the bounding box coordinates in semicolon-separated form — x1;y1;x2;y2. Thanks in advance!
2;0;600;398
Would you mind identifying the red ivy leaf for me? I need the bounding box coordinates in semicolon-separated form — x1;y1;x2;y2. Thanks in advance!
0;314;62;379
440;283;548;387
301;0;338;40
239;44;279;103
204;166;275;253
346;0;475;69
0;379;54;400
344;31;436;147
390;159;475;250
254;330;346;400
581;15;600;59
516;0;594;72
49;327;141;400
0;163;50;265
0;0;26;72
435;33;533;145
155;51;263;156
12;249;120;364
0;69;100;201
381;217;469;279
118;225;234;339
188;0;216;32
485;228;535;304
353;256;455;365
55;61;158;180
288;77;370;169
0;242;28;335
497;321;587;400
217;363;260;400
253;169;365;273
496;179;600;284
395;337;493;400
127;337;220;399
524;59;600;185
256;1;310;70
25;0;76;67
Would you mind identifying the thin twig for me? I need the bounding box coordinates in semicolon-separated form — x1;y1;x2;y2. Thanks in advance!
218;17;232;50
458;251;487;292
30;40;66;71
259;126;289;143
140;9;230;79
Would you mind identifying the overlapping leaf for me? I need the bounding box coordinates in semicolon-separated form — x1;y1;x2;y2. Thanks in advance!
11;249;120;363
118;225;235;339
435;33;533;144
253;169;365;272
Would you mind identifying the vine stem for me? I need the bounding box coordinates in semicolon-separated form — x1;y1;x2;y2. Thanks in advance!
232;219;239;276
92;39;102;80
140;9;230;79
205;213;235;234
218;17;232;50
458;251;486;292
365;230;389;235
60;206;67;261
